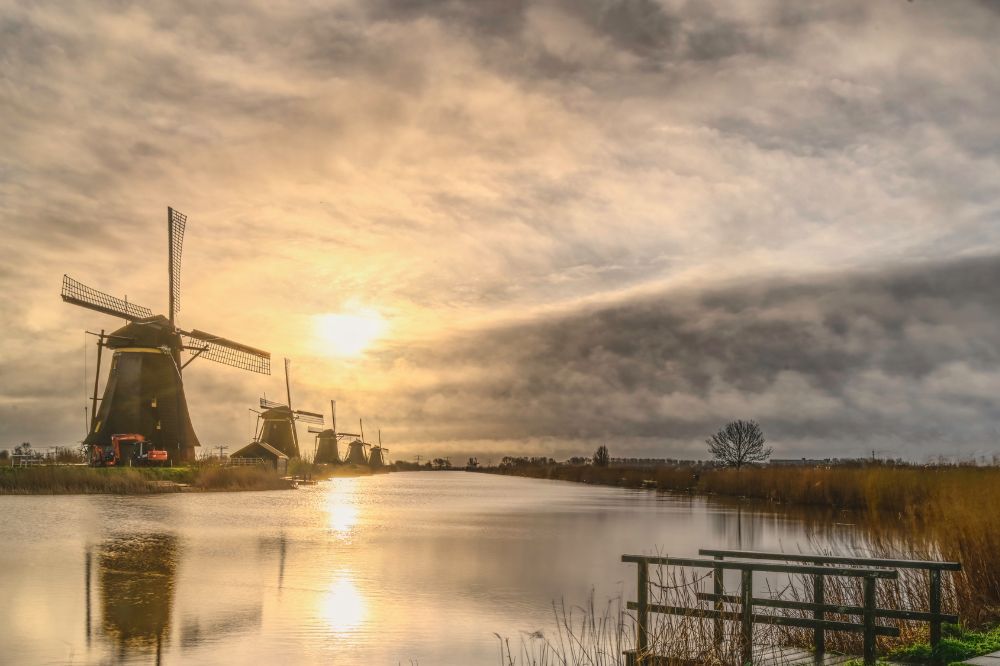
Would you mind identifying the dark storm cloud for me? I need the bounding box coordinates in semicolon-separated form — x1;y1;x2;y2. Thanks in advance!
3;0;1000;457
373;255;1000;460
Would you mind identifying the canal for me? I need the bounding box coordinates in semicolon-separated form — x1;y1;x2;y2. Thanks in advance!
0;471;880;664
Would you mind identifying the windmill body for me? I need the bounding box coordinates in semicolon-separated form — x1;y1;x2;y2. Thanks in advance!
368;445;386;468
87;316;200;462
344;439;369;465
311;401;355;464
253;369;324;459
256;406;301;459
62;208;271;464
313;430;341;464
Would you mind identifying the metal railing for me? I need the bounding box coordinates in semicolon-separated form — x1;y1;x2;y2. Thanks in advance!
622;549;960;665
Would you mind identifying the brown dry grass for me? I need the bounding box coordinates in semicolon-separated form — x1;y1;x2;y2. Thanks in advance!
487;464;1000;626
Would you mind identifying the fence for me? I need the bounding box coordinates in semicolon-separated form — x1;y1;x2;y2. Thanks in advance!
10;455;44;468
225;457;266;467
622;548;960;665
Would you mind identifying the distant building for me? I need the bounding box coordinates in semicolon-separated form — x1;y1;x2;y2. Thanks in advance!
609;458;698;468
769;458;835;467
230;441;289;475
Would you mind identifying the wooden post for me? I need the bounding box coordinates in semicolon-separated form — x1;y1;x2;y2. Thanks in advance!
714;556;724;647
929;568;942;662
813;573;825;656
741;569;753;665
637;559;649;665
863;575;877;666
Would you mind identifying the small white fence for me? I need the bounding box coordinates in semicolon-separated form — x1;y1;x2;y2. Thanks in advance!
225;457;267;467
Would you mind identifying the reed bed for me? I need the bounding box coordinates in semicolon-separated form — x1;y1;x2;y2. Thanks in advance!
487;464;1000;626
192;465;293;491
498;566;802;666
0;465;180;494
0;464;293;493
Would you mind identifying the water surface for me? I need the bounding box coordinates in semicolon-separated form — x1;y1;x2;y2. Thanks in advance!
0;472;874;664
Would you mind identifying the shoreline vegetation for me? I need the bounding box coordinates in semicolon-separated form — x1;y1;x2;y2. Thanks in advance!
0;459;382;495
480;462;1000;623
481;461;1000;665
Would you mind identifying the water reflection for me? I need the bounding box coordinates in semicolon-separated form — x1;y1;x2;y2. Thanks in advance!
0;474;945;665
319;573;367;634
325;478;360;538
179;607;262;649
96;533;177;663
709;504;765;550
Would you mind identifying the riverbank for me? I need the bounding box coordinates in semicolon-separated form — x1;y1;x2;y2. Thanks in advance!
480;463;1000;627
0;462;382;494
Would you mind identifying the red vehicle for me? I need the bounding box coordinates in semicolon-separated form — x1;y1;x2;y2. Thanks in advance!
90;434;169;467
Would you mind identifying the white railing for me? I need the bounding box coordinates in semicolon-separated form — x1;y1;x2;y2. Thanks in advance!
10;455;44;468
226;457;266;467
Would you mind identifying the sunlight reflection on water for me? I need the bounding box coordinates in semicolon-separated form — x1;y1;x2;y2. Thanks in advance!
0;472;886;665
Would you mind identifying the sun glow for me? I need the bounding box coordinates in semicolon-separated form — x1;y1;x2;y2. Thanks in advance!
313;310;387;357
318;574;367;633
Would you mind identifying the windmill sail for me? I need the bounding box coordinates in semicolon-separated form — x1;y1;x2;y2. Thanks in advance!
167;207;186;323
61;275;153;321
181;329;270;375
292;410;324;424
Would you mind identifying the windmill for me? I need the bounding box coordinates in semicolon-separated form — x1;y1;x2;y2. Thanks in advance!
309;400;361;464
62;207;271;463
341;418;370;465
368;429;389;469
252;358;324;458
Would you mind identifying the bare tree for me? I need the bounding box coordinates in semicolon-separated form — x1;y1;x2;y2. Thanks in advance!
593;445;610;467
706;420;771;469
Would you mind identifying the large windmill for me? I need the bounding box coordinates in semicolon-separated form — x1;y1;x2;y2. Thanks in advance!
252;358;324;458
62;207;271;463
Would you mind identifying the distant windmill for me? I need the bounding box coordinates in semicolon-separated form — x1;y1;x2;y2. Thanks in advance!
343;418;370;465
62;207;271;463
309;400;361;464
368;429;389;468
253;358;323;458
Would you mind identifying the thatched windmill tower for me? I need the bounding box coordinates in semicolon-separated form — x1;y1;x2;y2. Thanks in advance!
61;208;270;463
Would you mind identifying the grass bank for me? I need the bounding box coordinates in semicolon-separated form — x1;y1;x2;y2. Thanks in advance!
0;464;293;494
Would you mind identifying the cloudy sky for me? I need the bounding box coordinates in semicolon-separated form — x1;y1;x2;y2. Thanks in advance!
2;0;999;461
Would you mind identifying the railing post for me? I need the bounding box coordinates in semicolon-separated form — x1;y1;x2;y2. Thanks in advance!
713;555;724;647
863;574;877;666
929;568;942;663
741;568;753;666
637;559;648;665
813;573;825;657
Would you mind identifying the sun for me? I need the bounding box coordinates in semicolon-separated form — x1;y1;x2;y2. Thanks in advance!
313;310;387;357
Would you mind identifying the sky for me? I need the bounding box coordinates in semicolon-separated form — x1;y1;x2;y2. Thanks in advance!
2;0;1000;462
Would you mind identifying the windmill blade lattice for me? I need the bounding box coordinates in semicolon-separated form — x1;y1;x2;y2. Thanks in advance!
168;207;186;321
293;410;324;425
181;328;270;374
61;275;153;321
260;397;286;409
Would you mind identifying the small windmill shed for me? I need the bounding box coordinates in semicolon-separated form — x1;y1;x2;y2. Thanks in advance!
230;441;289;475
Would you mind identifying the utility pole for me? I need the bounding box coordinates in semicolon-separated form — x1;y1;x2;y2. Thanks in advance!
216;445;228;460
415;454;422;465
